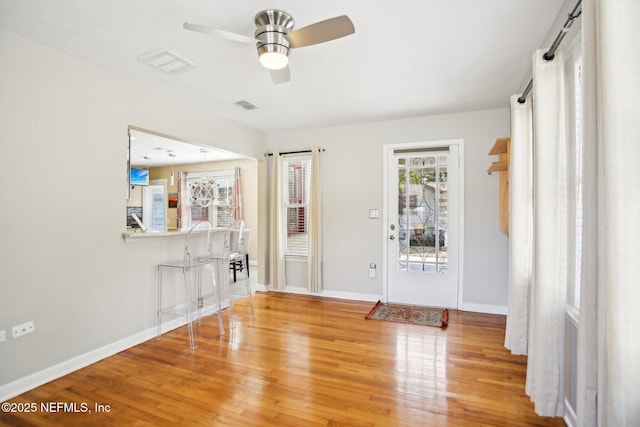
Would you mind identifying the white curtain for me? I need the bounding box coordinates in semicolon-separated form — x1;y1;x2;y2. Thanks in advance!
232;166;243;221
525;48;568;417
578;1;640;425
504;94;533;356
307;147;323;292
269;153;286;290
177;171;189;231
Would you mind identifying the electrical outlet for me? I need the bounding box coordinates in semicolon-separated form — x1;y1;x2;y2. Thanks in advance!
12;321;35;339
0;330;5;343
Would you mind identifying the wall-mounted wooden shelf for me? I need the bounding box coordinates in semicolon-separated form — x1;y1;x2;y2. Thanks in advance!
487;161;508;173
488;137;510;235
488;137;510;155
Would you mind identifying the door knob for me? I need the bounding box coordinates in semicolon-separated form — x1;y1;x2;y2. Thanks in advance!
389;235;395;240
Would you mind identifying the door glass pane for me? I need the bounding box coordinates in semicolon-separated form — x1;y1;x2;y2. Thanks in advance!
397;155;448;274
150;189;165;232
437;155;448;274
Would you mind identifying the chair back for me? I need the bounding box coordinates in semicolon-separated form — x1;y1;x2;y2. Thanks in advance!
229;220;249;256
184;220;213;266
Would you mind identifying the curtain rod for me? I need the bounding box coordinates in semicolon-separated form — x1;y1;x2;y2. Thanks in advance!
264;148;325;157
517;0;582;104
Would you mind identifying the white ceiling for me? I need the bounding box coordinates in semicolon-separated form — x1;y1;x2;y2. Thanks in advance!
128;129;246;167
0;0;563;135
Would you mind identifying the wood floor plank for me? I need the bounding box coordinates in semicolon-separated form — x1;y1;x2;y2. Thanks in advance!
0;293;565;426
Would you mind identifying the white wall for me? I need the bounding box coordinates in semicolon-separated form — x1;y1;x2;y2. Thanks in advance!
0;26;510;396
0;29;265;388
266;109;510;311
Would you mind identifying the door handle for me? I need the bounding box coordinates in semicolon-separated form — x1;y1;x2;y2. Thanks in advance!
389;235;395;240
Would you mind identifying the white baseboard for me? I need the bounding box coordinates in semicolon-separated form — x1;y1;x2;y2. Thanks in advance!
459;302;507;315
260;286;507;311
265;285;381;303
0;311;214;403
255;283;269;292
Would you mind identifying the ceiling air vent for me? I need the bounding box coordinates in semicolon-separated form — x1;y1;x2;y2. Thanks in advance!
138;49;196;74
234;100;259;111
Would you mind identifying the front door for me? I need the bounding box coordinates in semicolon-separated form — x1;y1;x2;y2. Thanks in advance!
384;142;461;308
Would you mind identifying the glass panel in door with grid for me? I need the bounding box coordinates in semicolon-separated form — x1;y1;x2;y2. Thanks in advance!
397;155;448;274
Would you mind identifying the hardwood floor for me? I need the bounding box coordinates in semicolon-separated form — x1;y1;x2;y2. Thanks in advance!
1;293;565;426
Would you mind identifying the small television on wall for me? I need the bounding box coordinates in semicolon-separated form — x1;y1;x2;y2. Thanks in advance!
130;168;149;186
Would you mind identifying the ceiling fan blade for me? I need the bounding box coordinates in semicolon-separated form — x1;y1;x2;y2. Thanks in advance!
287;15;355;49
270;66;291;85
183;22;258;45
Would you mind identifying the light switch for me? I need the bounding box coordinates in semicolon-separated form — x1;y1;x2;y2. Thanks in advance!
369;209;379;219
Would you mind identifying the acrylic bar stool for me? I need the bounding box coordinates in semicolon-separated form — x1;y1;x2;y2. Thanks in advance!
156;221;225;349
228;220;255;318
198;223;237;328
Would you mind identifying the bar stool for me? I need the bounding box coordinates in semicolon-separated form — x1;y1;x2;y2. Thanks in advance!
156;221;225;349
196;222;237;328
228;220;255;318
198;220;254;328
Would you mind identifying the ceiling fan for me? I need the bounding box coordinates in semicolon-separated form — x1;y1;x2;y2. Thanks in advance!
183;9;355;84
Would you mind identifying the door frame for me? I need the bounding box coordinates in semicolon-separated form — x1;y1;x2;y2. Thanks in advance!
382;139;465;307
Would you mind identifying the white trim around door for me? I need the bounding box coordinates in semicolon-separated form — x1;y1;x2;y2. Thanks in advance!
382;139;464;308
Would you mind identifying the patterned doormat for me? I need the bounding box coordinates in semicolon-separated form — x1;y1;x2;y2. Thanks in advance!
365;301;448;327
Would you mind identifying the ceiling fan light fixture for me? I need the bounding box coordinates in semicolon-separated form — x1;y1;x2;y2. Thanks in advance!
183;8;354;83
258;44;289;70
259;51;289;70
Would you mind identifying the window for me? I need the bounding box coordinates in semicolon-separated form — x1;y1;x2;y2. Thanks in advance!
564;49;583;416
572;57;583;310
565;42;583;313
185;170;235;228
212;175;234;227
284;156;312;256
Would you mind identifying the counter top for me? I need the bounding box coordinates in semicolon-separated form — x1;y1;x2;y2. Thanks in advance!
122;227;228;241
